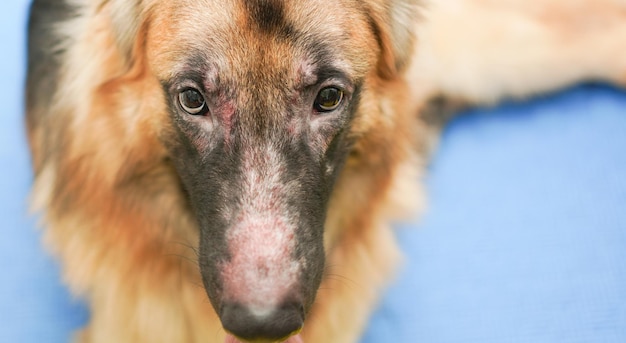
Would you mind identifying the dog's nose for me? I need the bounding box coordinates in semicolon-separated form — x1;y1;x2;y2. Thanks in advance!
220;301;304;341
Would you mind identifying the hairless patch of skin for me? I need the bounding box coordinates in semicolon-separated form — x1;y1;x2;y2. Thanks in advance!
221;145;302;315
211;94;237;145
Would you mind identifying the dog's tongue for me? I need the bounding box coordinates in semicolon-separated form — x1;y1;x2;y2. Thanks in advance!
225;334;303;343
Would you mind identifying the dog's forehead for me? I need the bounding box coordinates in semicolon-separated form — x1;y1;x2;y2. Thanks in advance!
147;0;377;81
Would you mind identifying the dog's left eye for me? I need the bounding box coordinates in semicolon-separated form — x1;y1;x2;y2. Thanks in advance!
314;87;344;113
178;88;207;115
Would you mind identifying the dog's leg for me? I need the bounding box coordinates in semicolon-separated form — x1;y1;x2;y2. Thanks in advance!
408;0;626;107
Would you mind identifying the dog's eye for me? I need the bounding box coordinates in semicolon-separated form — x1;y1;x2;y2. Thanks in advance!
314;87;344;113
178;89;207;115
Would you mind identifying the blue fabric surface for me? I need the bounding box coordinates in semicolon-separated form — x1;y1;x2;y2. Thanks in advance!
362;86;626;343
2;2;625;343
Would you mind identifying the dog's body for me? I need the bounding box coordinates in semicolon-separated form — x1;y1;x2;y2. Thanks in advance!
26;0;626;342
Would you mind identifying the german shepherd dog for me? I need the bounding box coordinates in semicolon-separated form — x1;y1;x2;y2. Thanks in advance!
26;0;626;342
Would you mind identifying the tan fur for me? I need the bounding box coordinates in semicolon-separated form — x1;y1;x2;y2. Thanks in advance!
27;0;626;342
407;0;626;107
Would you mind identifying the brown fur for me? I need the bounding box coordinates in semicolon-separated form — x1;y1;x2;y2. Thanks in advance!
26;0;626;342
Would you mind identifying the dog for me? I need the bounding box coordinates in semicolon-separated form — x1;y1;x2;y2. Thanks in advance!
25;0;626;342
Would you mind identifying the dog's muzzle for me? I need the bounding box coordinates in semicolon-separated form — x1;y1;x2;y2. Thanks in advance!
222;301;304;343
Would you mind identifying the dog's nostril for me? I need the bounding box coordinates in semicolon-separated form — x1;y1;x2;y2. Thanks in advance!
220;302;304;341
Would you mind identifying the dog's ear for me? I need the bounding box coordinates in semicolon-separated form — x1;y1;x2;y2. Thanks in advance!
366;0;421;78
107;0;148;65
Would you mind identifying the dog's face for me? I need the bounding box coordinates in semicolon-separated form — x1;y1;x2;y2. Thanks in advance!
130;0;412;341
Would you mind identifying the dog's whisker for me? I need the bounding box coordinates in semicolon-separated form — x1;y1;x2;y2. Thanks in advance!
166;240;200;256
163;253;199;266
324;273;361;290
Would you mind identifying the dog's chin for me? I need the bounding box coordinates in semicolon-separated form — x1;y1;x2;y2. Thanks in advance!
225;333;304;343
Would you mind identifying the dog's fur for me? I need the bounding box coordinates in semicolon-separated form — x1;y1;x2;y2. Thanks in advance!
26;0;626;342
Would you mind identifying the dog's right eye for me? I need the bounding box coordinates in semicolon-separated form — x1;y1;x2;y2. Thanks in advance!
314;87;344;113
178;89;207;115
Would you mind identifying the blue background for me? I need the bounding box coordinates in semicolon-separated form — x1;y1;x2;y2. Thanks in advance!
2;2;625;342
